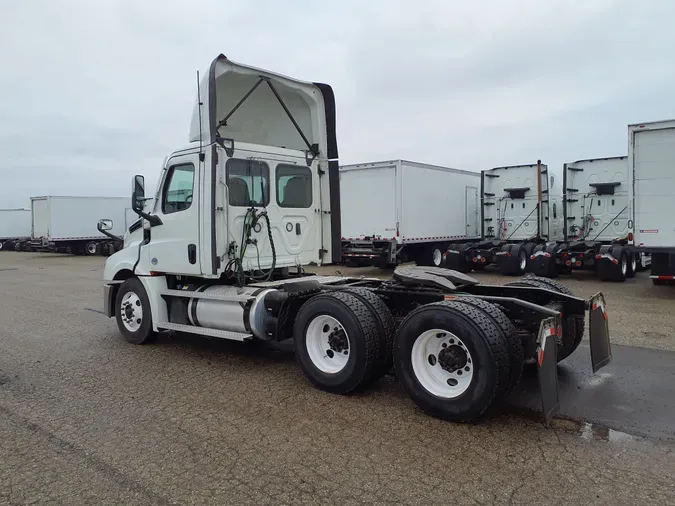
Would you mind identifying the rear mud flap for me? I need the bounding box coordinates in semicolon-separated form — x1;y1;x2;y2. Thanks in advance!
588;292;612;373
536;315;562;426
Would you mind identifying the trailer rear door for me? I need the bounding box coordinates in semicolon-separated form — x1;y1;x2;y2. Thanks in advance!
633;126;675;248
340;163;397;240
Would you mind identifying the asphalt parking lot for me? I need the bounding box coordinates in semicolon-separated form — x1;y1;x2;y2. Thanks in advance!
1;252;674;505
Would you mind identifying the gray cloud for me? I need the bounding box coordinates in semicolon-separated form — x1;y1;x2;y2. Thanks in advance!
1;0;674;209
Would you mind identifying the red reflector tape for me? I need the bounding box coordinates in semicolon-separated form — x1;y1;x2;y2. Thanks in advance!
595;255;602;259
538;347;545;366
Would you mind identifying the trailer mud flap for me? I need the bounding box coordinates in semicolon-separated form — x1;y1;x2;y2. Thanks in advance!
588;292;612;373
536;315;561;426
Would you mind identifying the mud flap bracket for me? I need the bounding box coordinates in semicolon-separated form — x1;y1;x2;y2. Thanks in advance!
536;314;561;426
588;292;612;373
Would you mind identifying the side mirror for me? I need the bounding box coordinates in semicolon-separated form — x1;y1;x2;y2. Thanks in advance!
98;219;113;232
97;218;121;241
130;174;163;226
132;175;145;213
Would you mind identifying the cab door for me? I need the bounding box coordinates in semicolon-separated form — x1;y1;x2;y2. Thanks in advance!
144;152;202;275
274;162;320;265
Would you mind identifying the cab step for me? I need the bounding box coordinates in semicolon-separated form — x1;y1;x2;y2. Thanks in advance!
156;321;252;341
160;289;254;302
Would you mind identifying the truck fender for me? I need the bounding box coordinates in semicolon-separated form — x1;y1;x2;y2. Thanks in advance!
137;276;169;332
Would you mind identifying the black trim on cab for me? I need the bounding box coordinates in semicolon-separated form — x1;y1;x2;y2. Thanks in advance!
562;163;568;240
207;54;227;145
211;143;218;274
328;160;341;262
312;82;339;160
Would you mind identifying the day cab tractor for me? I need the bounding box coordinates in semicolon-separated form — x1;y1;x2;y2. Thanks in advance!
98;54;612;424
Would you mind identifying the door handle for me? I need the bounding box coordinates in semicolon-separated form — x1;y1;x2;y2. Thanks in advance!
187;244;197;264
296;223;301;235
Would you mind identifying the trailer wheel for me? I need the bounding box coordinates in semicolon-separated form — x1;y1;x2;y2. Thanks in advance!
294;292;381;394
459;298;524;394
505;277;583;362
114;277;157;345
394;300;510;422
498;244;527;275
626;249;637;279
598;245;628;282
342;288;396;381
14;242;22;252
85;241;99;256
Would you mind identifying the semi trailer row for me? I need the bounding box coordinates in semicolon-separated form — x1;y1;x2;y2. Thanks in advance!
98;54;612;425
339;158;635;281
1;197;153;256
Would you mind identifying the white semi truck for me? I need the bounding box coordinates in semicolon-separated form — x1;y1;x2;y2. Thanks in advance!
339;160;481;268
0;208;31;251
526;156;647;282
444;161;564;276
98;54;612;424
628;119;675;286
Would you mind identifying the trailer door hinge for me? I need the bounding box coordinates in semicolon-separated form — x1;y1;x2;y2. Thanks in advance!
216;206;224;211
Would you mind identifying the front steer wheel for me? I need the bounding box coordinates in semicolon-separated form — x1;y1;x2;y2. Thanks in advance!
115;277;157;345
394;300;510;422
294;292;382;394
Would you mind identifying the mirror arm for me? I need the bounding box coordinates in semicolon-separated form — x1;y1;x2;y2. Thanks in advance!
131;203;163;227
97;222;122;242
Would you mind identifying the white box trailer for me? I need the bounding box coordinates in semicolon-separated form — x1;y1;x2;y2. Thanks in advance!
339;160;481;267
28;196;133;255
629;119;675;285
0;209;31;251
445;161;564;275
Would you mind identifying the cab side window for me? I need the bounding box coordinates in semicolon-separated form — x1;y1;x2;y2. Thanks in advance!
226;158;270;207
162;164;195;214
277;164;312;208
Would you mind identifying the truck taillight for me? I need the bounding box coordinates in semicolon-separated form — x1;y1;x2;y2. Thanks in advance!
628;232;633;242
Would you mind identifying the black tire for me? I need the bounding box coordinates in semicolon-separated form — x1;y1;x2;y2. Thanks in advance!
393;300;510;422
505;277;583;362
598;245;627;282
294;292;381;394
460;298;524;394
431;244;445;268
415;244;444;267
14;242;22;252
626;249;637;279
85;241;99;256
114;277;157;345
343;287;396;381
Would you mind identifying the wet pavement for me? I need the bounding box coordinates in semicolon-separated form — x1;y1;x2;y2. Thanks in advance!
1;252;674;505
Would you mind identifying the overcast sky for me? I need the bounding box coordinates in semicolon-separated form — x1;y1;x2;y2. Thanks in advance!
1;0;674;209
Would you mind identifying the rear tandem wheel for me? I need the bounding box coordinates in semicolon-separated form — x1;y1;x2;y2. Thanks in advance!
393;300;511;422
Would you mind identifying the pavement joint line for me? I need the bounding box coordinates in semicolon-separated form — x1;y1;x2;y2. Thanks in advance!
0;403;172;505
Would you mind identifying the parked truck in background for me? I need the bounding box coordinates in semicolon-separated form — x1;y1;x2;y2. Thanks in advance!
444;161;563;275
98;54;612;425
528;156;644;281
628;119;675;286
340;160;481;268
26;196;132;255
0;208;31;251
